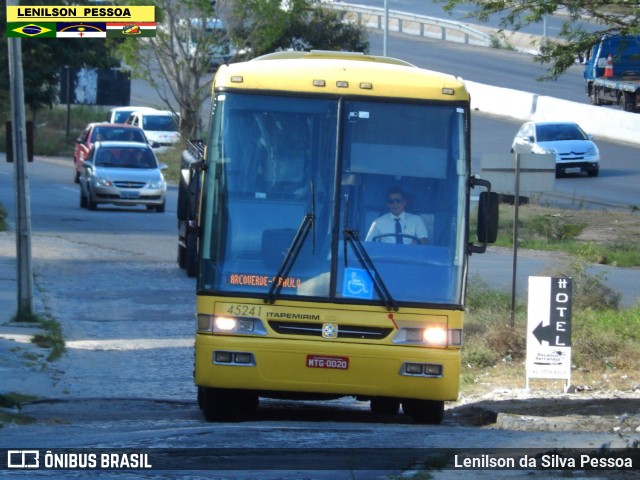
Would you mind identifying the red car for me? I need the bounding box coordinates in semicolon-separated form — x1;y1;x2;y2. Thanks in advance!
73;122;148;182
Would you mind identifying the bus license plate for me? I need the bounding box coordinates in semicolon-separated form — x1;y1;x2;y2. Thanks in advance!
306;355;349;370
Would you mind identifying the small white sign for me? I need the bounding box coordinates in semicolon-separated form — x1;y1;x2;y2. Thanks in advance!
526;276;572;390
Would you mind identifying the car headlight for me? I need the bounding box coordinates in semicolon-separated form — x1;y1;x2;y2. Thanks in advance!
93;177;112;187
148;178;165;189
532;144;555;155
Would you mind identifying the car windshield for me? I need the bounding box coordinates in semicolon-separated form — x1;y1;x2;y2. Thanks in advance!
93;127;146;143
143;115;178;132
536;124;587;142
114;111;134;123
95;147;156;168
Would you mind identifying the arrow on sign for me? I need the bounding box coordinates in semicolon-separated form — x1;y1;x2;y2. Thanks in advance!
532;321;555;345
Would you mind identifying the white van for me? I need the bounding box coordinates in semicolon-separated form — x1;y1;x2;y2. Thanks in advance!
125;110;181;151
107;106;158;124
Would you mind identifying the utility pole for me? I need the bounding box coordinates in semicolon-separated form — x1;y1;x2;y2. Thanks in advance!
7;0;35;320
383;0;389;56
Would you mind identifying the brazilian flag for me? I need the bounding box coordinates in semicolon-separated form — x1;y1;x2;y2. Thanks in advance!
7;23;57;38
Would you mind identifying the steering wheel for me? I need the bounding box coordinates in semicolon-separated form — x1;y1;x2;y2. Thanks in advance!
371;233;420;243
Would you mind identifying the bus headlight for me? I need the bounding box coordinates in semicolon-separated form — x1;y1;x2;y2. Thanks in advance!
393;325;460;347
422;326;447;346
196;315;267;335
215;316;238;331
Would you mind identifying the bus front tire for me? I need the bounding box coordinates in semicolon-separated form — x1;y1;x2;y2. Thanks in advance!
370;397;400;415
185;232;198;278
402;399;444;424
200;387;258;422
177;243;187;269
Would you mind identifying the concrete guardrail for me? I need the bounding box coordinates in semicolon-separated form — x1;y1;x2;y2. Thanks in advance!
327;2;493;47
466;81;640;145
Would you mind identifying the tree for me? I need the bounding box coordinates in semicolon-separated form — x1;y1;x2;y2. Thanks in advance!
112;0;225;139
227;0;369;58
438;0;640;79
113;0;369;139
0;0;120;119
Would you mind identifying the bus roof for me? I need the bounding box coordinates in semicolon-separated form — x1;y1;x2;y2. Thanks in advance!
213;50;469;102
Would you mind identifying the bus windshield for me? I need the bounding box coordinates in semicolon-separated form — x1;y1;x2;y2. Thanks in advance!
199;92;469;307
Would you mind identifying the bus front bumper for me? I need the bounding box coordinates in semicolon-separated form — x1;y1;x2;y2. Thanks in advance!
194;335;460;401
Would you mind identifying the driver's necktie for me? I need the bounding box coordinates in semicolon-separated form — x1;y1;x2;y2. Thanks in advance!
395;218;402;244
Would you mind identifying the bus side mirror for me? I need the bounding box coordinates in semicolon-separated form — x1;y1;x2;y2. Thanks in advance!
470;191;499;254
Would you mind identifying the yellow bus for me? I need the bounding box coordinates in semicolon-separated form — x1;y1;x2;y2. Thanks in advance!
191;51;498;424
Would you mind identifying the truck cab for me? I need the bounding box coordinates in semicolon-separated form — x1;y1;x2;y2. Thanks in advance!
584;35;640;112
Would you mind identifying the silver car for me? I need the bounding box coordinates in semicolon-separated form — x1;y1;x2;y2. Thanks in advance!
79;141;168;212
511;121;600;177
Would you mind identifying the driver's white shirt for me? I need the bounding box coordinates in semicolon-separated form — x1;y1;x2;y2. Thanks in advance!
365;212;428;244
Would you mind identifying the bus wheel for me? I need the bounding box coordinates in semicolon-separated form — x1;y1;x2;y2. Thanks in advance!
370;397;400;415
201;387;235;422
185;232;198;278
201;387;258;422
402;399;444;425
177;244;187;269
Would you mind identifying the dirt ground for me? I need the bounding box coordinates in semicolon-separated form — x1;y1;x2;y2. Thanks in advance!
450;384;640;435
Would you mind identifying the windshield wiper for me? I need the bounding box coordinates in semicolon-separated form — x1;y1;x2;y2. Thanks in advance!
264;182;316;305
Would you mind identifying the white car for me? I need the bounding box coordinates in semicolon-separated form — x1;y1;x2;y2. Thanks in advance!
511;121;600;177
125;109;181;151
107;106;159;124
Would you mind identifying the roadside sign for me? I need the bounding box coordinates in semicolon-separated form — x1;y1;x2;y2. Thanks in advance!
526;276;572;391
480;153;555;194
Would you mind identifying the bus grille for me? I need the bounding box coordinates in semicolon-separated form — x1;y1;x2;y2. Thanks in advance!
268;321;393;340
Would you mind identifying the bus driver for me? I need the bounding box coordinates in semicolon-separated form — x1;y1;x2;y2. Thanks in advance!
365;186;428;245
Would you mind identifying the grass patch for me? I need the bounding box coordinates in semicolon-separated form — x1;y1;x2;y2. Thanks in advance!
155;144;182;184
0;392;37;409
0;411;37;427
31;316;66;362
486;203;640;267
10;311;67;362
0;393;38;427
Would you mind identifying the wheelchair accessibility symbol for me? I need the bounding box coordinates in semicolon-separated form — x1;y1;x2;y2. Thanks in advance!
342;268;374;299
